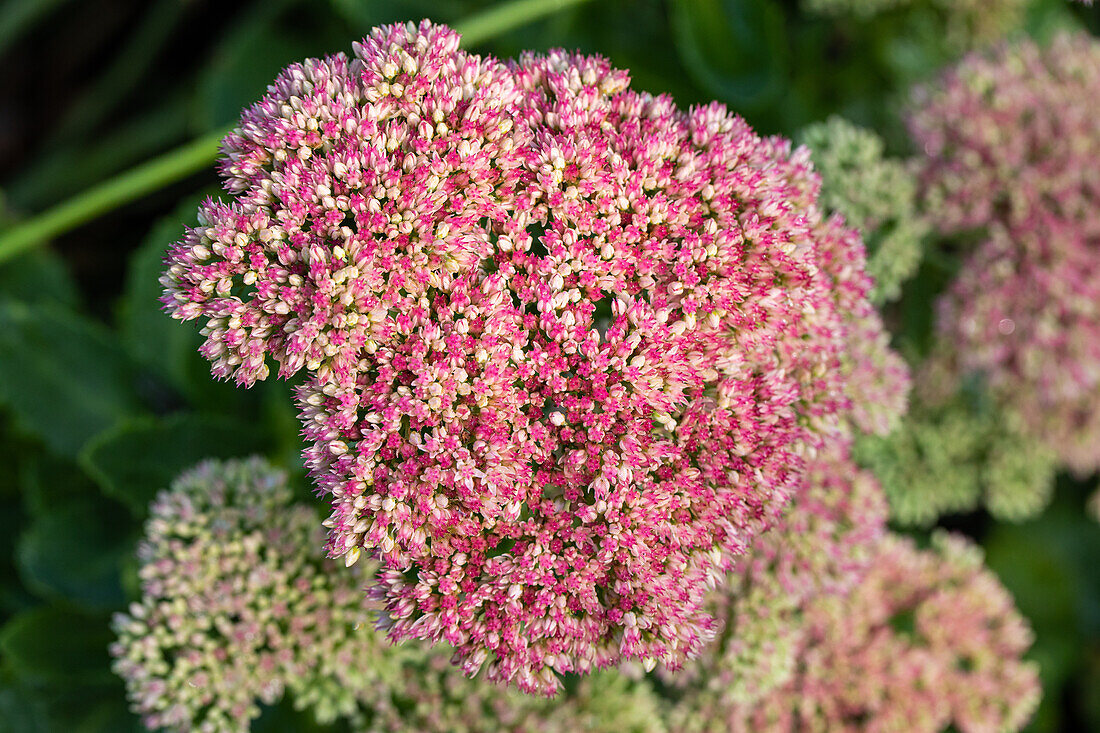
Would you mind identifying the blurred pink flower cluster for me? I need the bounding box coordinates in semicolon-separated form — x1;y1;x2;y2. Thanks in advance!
693;533;1041;733
161;20;901;694
910;32;1100;475
663;443;890;725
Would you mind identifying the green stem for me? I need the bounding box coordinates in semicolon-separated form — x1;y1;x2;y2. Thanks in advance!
454;0;589;47
0;0;591;265
0;130;228;264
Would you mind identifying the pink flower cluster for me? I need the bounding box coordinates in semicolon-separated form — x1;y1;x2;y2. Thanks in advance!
910;32;1100;475
705;533;1041;733
162;21;890;693
664;443;889;723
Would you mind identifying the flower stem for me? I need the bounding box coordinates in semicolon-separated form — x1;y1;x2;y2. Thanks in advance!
0;130;228;265
454;0;589;47
0;0;591;266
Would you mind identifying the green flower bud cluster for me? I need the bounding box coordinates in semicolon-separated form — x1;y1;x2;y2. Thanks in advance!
854;368;1057;525
110;458;399;732
801;117;926;303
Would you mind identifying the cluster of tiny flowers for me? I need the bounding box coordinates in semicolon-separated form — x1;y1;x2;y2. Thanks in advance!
800;117;926;303
161;21;888;693
662;443;889;728
681;532;1041;733
109;458;393;733
910;32;1100;475
855;358;1057;525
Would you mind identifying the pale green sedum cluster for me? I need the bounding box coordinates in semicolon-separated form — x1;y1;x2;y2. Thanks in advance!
110;458;398;732
854;375;1058;526
801;117;926;303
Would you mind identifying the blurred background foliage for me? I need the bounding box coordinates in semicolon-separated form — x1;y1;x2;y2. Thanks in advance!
0;0;1098;731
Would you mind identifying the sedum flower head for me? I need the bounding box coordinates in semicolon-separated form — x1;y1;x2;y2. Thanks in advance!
161;21;892;693
910;33;1100;475
109;458;392;733
692;532;1041;733
800;117;926;303
663;443;889;726
910;32;1100;237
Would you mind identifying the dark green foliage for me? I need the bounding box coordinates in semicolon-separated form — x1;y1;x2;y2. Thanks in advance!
0;606;117;686
16;496;133;611
0;301;145;457
80;414;272;516
668;0;787;110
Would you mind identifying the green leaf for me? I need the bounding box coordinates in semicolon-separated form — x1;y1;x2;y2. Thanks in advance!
0;497;32;621
1;427;33;621
0;683;49;733
17;449;98;519
0;249;79;309
668;0;787;110
0;301;143;457
0;671;140;733
0;606;115;686
80;413;271;516
16;496;133;611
